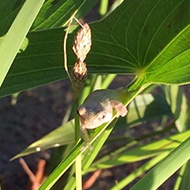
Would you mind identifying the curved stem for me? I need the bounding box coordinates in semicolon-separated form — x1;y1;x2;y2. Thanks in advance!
63;11;77;83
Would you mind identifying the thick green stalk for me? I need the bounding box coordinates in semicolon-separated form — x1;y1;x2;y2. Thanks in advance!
75;154;82;190
173;163;186;190
99;0;109;17
74;90;82;190
74;91;80;142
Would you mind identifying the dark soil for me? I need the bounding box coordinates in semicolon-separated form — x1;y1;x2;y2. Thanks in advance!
0;80;73;190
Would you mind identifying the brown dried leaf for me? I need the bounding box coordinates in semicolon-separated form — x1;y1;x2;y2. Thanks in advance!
72;23;92;62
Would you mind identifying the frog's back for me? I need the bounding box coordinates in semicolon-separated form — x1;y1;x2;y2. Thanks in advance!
83;89;119;105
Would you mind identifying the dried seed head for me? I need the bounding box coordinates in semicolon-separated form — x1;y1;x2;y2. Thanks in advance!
72;60;87;84
72;23;92;62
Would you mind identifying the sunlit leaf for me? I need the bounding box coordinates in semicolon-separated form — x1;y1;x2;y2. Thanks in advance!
163;85;190;132
130;136;190;190
110;152;169;190
88;130;190;170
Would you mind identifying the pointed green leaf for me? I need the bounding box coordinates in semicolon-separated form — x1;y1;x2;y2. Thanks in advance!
110;152;169;190
130;135;190;190
11;120;75;160
89;130;190;170
144;25;190;84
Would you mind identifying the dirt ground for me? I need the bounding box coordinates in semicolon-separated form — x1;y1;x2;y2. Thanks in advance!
0;80;73;190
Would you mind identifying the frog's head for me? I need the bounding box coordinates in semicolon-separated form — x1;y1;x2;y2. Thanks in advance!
77;105;113;129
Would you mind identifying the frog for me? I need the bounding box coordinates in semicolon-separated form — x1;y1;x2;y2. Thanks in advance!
77;88;128;146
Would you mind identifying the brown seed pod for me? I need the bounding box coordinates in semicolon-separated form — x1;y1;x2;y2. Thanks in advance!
72;60;87;84
72;23;92;62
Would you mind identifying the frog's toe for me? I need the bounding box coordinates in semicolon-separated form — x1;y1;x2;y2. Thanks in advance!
120;108;128;117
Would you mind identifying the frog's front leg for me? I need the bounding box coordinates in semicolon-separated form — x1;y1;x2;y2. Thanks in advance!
110;100;128;117
80;125;93;150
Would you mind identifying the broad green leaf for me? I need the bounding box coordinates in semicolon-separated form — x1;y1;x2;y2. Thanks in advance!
0;0;91;34
0;27;65;97
11;120;75;160
89;130;190;170
163;85;190;132
88;0;190;82
1;0;190;97
130;135;190;190
0;0;45;88
144;25;190;85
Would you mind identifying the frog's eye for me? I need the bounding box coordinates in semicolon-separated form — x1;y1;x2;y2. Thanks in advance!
102;115;106;119
77;107;86;116
99;114;106;119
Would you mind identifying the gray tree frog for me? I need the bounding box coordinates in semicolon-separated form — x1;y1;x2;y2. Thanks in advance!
77;89;128;146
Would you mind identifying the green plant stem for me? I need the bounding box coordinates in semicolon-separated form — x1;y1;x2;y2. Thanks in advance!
63;17;73;83
99;0;109;17
75;154;82;190
173;163;186;190
101;74;116;89
74;89;82;190
74;90;80;142
63;11;78;86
